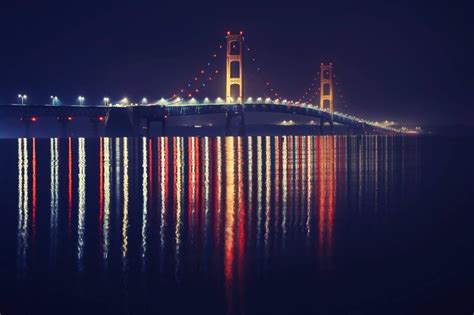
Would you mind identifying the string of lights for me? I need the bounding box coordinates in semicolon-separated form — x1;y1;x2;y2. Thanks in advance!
243;41;285;100
297;74;319;105
332;70;350;111
170;42;225;100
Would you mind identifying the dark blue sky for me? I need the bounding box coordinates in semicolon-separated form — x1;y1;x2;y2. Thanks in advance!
0;1;471;125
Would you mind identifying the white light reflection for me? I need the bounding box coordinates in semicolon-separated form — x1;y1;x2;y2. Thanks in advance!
115;138;121;231
174;137;184;280
159;137;168;253
50;138;59;266
256;136;263;250
203;137;211;247
77;137;86;271
281;136;288;243
103;138;111;262
264;136;271;254
17;138;29;274
122;137;129;269
141;137;148;266
306;136;313;237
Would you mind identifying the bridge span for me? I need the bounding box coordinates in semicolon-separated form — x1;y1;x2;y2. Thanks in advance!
0;32;413;136
0;101;401;137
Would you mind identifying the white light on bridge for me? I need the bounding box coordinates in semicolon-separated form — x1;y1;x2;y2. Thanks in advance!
256;97;263;103
141;97;148;105
120;97;129;106
157;98;168;105
17;94;27;105
103;97;110;106
50;96;59;106
280;120;295;126
78;96;85;106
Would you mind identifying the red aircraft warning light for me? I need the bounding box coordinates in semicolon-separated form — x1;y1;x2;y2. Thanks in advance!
98;116;104;122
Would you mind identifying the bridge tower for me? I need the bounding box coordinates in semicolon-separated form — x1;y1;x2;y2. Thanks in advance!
319;63;334;115
226;32;244;104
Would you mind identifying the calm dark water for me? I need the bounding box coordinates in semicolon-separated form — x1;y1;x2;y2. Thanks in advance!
0;136;473;314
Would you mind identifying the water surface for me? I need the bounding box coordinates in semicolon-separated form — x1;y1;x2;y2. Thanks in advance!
0;136;473;314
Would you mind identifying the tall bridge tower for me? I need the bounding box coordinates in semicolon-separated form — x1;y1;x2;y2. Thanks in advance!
226;32;244;104
319;63;334;115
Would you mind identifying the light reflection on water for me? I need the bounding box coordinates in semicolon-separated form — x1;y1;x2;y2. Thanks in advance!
12;135;422;313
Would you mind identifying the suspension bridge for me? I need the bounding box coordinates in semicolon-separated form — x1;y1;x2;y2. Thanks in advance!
0;32;408;136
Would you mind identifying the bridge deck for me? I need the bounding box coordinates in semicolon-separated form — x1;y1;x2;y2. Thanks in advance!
0;103;400;133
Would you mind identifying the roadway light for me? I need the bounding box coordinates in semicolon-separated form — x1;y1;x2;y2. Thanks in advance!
103;97;110;106
158;98;167;105
78;96;85;106
141;97;148;105
120;97;129;106
50;95;59;106
17;94;27;105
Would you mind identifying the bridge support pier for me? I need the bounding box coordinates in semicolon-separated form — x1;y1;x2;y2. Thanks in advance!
319;119;334;135
145;119;151;137
348;125;354;135
105;108;134;137
90;116;105;137
57;116;73;138
21;117;34;138
141;114;167;137
225;109;245;136
161;115;167;136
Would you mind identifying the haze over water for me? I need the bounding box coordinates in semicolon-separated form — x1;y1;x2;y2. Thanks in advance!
0;136;472;314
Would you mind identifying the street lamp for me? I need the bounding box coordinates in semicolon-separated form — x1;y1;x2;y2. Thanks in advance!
103;97;110;106
50;95;59;106
78;96;85;106
120;97;129;106
17;94;27;105
141;97;148;105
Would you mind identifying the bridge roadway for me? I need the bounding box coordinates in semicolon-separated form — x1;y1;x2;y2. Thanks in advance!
0;102;398;135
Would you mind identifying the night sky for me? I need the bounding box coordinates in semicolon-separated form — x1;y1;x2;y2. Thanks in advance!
0;1;471;125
